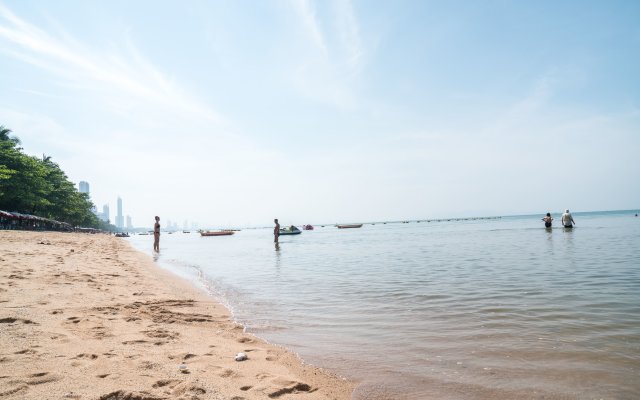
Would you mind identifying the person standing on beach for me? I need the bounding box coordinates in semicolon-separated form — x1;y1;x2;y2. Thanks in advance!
274;218;280;243
153;216;161;252
561;209;575;228
542;212;553;228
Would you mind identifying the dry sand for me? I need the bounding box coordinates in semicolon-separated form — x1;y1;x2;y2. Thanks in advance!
0;231;355;399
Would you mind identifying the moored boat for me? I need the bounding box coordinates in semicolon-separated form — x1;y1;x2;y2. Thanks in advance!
200;230;235;237
279;226;301;235
336;224;363;229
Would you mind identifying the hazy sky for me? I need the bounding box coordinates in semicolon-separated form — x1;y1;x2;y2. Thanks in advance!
1;1;639;227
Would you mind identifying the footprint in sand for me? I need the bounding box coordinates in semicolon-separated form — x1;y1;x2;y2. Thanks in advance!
0;384;28;397
219;369;240;378
256;372;273;381
167;352;196;361
152;379;180;389
265;349;279;360
122;339;148;345
138;361;161;370
25;372;62;385
97;390;165;400
0;317;36;324
171;383;206;397
267;382;314;398
142;328;179;340
14;349;37;355
72;353;98;360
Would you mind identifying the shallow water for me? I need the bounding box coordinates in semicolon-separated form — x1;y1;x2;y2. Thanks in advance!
128;210;640;399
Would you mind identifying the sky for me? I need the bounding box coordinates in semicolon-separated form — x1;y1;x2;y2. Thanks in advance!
1;0;639;228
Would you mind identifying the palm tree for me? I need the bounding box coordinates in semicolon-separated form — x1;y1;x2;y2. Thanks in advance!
0;125;11;140
0;125;21;145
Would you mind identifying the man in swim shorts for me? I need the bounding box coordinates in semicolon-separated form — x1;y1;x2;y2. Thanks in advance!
561;209;575;228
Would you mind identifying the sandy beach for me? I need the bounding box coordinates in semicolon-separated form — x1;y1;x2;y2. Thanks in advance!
0;231;354;399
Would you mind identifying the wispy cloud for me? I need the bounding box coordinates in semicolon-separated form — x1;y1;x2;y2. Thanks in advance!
334;0;364;72
288;0;365;109
291;0;328;57
0;3;224;126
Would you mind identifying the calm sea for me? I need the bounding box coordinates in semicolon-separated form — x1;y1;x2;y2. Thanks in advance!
128;210;640;399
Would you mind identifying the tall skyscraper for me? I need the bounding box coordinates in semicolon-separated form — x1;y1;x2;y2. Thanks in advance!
126;215;132;229
116;197;124;229
98;204;111;222
79;181;90;194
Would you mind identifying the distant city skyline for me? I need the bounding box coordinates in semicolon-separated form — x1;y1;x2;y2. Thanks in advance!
76;181;199;229
2;2;638;225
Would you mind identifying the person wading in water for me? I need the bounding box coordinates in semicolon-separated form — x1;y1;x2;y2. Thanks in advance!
542;212;553;228
153;216;161;252
274;218;280;243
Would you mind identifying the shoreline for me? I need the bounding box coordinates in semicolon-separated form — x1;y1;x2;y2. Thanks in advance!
0;231;354;399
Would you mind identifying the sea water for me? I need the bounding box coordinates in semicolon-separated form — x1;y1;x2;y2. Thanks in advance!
128;210;640;399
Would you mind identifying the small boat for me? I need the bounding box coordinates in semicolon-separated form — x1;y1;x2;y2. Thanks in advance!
336;224;363;229
183;230;191;233
200;230;235;237
302;224;314;230
115;232;129;237
279;226;301;235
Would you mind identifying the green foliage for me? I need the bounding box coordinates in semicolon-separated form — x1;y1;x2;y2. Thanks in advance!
0;125;106;228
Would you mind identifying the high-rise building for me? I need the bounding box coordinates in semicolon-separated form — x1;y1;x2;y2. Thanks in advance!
126;215;132;229
102;204;110;222
95;204;110;222
116;197;124;229
79;181;90;194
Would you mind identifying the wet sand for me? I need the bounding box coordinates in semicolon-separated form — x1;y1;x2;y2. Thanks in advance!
0;231;354;399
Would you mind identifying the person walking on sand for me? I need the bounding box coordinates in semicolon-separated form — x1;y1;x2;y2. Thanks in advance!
274;218;280;243
542;212;553;228
561;209;575;228
153;216;161;252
